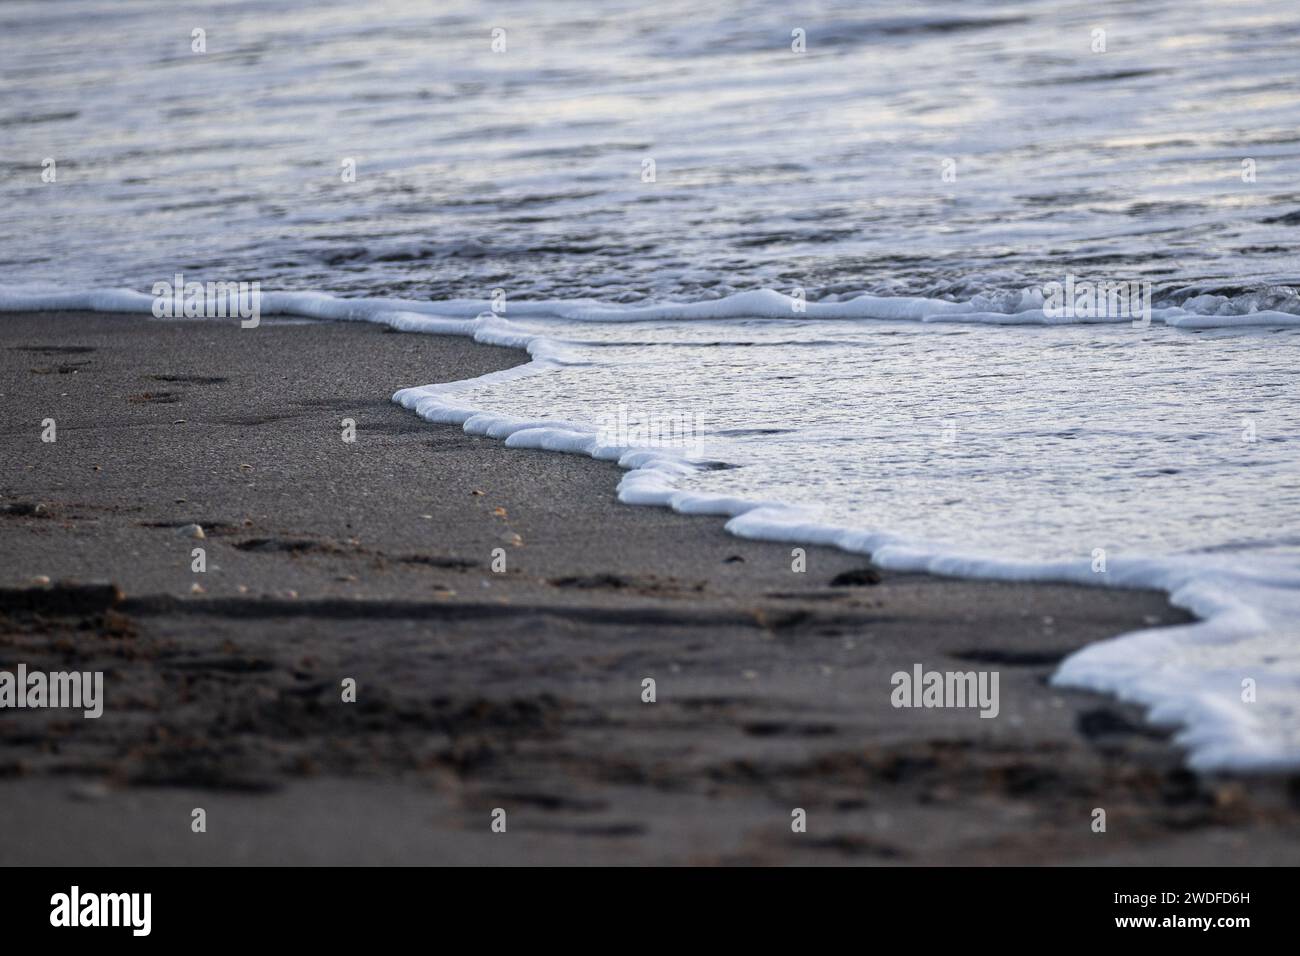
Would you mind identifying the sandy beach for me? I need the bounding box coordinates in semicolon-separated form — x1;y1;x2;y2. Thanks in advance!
1;311;1297;865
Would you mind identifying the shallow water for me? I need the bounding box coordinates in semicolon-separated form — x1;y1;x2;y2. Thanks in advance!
453;316;1300;560
5;0;1300;302
3;0;1300;770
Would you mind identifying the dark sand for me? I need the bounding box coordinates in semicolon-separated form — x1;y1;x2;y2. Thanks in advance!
1;312;1297;865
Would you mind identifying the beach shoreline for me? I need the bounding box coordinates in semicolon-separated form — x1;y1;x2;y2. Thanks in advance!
1;311;1297;865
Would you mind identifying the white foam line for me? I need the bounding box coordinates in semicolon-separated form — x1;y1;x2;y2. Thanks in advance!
7;283;1298;329
5;283;1299;771
406;360;1300;773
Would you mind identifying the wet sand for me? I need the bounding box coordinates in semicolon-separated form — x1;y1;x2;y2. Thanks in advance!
1;312;1297;865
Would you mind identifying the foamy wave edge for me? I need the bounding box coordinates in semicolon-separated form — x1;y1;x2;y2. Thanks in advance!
5;283;1299;773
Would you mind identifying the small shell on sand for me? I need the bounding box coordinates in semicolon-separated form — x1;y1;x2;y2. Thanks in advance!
178;523;205;539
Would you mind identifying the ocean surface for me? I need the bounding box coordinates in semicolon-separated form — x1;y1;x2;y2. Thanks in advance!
3;0;1299;770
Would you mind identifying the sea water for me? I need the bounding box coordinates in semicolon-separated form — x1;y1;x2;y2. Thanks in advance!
2;0;1299;770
